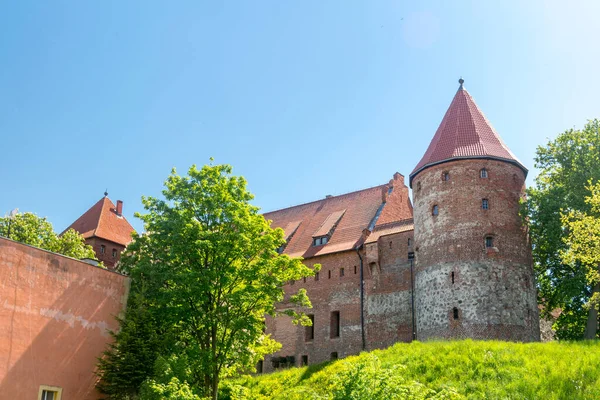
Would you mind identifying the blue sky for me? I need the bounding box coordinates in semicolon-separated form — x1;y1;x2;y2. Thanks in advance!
1;1;599;233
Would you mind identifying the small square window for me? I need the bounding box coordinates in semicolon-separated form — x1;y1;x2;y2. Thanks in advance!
301;355;308;366
112;248;117;258
339;268;344;277
485;236;494;248
100;245;105;254
480;168;488;178
482;199;489;210
330;352;339;360
39;386;62;400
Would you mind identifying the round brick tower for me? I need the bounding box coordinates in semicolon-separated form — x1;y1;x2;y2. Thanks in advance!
409;80;540;342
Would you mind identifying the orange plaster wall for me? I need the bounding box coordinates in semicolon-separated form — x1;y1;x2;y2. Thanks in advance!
0;237;130;399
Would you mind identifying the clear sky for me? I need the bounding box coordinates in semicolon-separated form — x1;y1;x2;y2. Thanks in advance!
1;1;599;233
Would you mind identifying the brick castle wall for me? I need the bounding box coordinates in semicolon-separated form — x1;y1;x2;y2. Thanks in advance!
0;238;130;399
411;159;540;342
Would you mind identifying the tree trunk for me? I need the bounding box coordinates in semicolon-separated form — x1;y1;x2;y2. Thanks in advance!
211;375;219;400
584;282;599;339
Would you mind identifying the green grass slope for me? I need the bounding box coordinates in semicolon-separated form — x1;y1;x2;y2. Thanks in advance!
221;340;600;400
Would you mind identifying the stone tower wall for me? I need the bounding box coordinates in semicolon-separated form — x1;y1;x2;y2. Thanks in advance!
411;159;540;341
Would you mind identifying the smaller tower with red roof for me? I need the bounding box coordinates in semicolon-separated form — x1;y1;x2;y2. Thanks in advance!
410;79;540;342
64;193;135;269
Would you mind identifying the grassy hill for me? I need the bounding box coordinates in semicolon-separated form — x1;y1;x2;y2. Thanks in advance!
221;340;600;400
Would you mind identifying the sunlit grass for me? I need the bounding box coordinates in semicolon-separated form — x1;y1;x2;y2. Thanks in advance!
222;340;600;400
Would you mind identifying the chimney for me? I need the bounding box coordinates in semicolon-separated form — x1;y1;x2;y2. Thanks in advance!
116;200;123;216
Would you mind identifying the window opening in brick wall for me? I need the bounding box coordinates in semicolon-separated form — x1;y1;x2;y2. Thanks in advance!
480;168;488;178
112;248;117;258
453;307;459;320
354;265;357;274
451;271;455;284
301;355;308;366
305;314;314;341
482;199;489;210
339;267;344;277
485;236;494;248
303;277;307;283
328;270;331;279
432;205;439;216
100;245;105;254
315;272;319;281
257;360;263;373
408;252;415;260
330;311;340;338
39;386;62;400
408;238;412;246
442;171;450;181
330;352;338;360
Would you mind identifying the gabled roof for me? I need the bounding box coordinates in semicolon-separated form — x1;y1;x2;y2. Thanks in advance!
264;173;413;259
410;80;526;186
64;197;135;246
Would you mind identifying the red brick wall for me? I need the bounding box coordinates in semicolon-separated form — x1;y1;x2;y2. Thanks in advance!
86;237;126;269
0;238;130;399
411;159;540;341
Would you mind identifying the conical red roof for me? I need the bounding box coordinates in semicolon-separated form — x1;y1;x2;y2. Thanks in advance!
410;82;526;186
63;196;135;246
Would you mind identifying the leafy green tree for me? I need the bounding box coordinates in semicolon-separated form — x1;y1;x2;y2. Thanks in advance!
524;119;600;339
114;164;317;400
0;211;96;260
562;182;600;339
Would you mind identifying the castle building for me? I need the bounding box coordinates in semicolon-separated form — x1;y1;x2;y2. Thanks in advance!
263;80;539;371
64;194;135;269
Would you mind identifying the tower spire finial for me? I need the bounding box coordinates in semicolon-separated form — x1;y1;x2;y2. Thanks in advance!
458;77;464;88
104;189;108;197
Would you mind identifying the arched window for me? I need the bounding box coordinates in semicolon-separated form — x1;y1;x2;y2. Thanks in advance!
480;168;488;178
432;205;439;216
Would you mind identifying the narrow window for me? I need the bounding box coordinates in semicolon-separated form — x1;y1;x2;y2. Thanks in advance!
480;168;488;178
432;205;439;216
305;314;314;341
112;248;117;258
100;245;105;254
451;271;455;284
453;307;459;320
354;265;357;274
339;267;344;277
330;311;340;338
257;360;263;373
408;238;412;246
303;277;307;283
485;236;494;248
330;352;338;360
389;241;392;249
482;199;489;210
442;171;450;181
315;272;320;281
301;355;308;366
328;270;331;279
417;182;422;191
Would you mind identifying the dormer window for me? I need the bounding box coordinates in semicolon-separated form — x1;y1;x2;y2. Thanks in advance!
313;236;329;246
312;210;345;247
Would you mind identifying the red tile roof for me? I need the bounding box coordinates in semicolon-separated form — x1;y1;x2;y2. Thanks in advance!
64;197;135;246
410;83;526;186
264;174;413;259
365;219;414;244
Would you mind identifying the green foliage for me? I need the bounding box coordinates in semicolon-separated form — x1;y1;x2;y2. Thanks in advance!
0;211;96;260
228;340;600;400
111;163;317;399
524;119;600;339
96;293;165;399
562;182;600;338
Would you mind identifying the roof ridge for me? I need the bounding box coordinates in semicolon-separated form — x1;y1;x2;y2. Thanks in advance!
263;183;387;215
